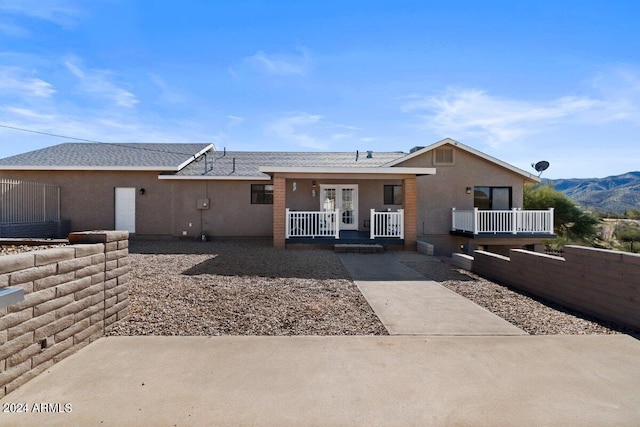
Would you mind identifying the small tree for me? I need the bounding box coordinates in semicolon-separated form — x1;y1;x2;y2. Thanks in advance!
615;223;640;253
524;184;599;244
626;209;640;220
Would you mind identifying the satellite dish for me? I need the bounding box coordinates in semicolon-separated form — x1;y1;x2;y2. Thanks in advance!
531;160;550;177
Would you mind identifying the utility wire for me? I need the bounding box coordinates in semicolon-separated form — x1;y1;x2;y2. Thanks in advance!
0;123;211;157
0;123;102;143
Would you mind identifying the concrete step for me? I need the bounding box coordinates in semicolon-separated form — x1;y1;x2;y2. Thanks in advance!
334;244;384;253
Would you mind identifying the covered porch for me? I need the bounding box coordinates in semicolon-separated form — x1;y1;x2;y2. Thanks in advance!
259;165;435;250
286;208;405;245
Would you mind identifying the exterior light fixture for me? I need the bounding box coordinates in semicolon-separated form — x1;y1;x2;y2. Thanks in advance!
139;188;146;195
465;187;472;194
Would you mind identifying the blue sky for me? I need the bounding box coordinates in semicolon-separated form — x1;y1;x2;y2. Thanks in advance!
0;0;639;179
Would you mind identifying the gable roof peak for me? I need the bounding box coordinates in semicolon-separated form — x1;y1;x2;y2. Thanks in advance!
386;138;540;182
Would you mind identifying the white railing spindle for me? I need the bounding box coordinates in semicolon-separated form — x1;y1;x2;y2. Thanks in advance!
369;209;404;239
451;208;554;235
286;209;340;239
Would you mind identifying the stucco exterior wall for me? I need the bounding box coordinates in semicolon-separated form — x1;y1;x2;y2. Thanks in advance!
169;180;273;237
395;146;530;254
0;171;275;238
0;170;169;234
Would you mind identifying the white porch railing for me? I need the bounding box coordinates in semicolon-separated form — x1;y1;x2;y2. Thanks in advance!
370;209;404;239
451;207;554;235
286;208;340;238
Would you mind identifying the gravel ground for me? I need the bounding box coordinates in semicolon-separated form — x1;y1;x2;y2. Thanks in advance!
0;243;67;255
3;240;637;336
107;239;387;336
392;251;638;336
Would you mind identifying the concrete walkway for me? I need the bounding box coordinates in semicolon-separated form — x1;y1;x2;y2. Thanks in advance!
337;252;526;335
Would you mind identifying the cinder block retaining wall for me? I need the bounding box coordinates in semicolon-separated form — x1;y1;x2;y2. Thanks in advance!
472;245;640;330
0;231;130;397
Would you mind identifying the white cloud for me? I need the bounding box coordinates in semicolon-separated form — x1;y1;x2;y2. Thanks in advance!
265;113;370;150
0;19;30;37
0;67;55;97
0;102;217;147
403;88;607;147
266;112;327;149
246;48;311;76
0;0;81;27
403;68;640;148
64;58;139;108
1;106;55;120
226;115;244;128
586;66;640;123
149;73;188;105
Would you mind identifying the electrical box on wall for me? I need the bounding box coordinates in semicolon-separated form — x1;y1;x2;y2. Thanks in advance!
197;198;210;210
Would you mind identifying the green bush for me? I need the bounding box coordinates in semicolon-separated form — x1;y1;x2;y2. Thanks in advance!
524;184;599;244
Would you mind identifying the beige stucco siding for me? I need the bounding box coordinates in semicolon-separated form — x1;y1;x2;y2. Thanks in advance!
0;171;275;237
394;147;527;236
170;180;273;237
0;170;169;234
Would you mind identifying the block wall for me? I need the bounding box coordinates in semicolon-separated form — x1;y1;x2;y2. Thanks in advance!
472;245;640;330
0;231;130;397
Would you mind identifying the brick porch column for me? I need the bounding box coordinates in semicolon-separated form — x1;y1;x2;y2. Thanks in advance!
273;176;286;249
403;177;417;250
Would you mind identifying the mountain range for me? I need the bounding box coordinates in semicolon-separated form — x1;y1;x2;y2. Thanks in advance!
544;171;640;214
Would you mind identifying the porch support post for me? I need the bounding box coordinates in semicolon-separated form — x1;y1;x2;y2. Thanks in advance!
403;177;417;250
273;175;286;249
370;209;375;239
473;207;479;235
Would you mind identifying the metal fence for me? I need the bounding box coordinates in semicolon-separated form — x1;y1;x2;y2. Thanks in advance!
0;179;60;223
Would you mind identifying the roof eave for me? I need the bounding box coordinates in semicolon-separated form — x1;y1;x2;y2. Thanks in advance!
258;166;436;176
158;174;271;181
0;166;181;172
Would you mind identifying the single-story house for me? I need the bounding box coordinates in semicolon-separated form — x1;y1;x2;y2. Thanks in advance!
0;138;555;255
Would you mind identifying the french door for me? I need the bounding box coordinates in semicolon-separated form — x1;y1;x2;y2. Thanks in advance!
319;185;358;230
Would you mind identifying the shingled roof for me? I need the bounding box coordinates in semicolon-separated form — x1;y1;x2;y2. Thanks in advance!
173;151;407;178
0;143;213;170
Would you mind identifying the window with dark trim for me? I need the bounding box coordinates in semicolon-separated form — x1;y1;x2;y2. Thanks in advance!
251;184;274;204
473;186;512;210
384;185;403;205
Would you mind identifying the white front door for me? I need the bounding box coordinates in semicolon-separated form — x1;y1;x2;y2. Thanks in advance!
115;187;136;233
320;185;358;230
